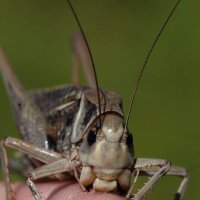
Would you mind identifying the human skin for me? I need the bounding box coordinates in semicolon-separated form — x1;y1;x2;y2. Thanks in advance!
0;180;124;200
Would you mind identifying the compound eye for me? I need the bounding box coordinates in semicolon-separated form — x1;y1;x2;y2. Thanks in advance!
126;133;133;148
87;129;97;145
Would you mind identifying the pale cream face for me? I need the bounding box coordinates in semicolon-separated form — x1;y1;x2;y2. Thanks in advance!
79;114;134;192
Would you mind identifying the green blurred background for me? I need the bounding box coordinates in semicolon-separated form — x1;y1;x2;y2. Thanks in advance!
0;0;199;199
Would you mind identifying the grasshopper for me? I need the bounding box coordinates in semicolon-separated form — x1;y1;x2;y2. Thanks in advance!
0;0;188;200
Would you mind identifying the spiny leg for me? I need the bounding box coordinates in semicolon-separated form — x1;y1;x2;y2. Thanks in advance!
0;137;62;200
127;158;171;200
71;32;96;87
135;161;188;200
127;158;188;200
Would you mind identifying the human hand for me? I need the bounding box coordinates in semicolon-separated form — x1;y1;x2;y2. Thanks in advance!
0;180;124;200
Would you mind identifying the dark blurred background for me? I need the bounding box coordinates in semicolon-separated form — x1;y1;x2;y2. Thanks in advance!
0;0;199;199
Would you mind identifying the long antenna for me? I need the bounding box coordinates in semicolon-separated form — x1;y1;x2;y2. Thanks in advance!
66;0;102;127
125;0;181;130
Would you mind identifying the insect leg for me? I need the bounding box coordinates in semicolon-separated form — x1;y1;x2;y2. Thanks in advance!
0;47;56;149
126;158;171;200
26;157;83;200
71;33;96;87
27;178;42;200
155;165;188;200
0;137;62;200
135;164;188;200
127;158;188;200
0;46;26;104
0;139;12;200
27;158;80;180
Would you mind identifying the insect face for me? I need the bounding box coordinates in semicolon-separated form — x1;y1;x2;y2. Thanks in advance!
79;113;134;191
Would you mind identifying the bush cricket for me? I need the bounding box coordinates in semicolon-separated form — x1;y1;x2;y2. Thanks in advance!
0;0;189;200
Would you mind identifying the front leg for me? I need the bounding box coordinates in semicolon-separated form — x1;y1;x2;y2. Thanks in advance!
127;158;171;200
0;137;62;200
127;158;188;200
26;158;82;200
140;164;188;200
